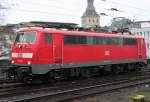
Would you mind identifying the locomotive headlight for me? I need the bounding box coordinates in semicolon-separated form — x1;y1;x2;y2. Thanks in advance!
28;61;31;65
11;60;14;64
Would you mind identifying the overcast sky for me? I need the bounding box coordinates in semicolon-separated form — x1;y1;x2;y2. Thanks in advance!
3;0;150;26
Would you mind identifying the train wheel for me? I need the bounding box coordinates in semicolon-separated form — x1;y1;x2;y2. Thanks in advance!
47;77;56;83
135;66;141;72
6;68;16;80
14;74;20;82
6;71;13;80
80;68;91;78
23;76;32;84
44;72;56;83
111;65;122;74
84;69;91;78
98;68;105;76
128;64;136;72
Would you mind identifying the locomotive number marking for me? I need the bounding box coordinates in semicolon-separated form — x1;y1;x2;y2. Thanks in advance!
18;53;22;58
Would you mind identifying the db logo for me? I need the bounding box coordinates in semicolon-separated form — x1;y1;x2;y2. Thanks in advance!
105;50;110;56
18;53;22;58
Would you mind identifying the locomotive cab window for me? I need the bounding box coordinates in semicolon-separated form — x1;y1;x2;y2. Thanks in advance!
44;33;51;44
15;32;36;44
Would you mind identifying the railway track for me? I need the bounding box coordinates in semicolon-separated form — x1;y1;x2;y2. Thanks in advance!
0;79;16;84
0;69;150;102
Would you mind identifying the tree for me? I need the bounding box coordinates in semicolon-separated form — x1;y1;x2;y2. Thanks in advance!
109;17;132;33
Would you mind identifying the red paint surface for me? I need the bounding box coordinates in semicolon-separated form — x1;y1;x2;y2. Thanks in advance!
11;27;147;65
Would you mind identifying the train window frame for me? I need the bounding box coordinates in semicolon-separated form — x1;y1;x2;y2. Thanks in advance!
123;38;137;46
64;34;137;46
93;36;123;46
44;33;52;44
64;35;87;45
141;38;145;45
15;31;37;44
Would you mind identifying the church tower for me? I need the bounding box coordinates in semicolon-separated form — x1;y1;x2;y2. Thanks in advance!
81;0;100;28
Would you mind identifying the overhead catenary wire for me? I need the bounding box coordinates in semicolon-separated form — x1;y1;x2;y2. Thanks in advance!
9;0;150;18
100;0;150;16
108;0;150;13
3;0;150;25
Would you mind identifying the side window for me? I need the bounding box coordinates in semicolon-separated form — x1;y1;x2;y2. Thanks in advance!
93;36;123;45
44;33;51;44
64;35;87;44
123;38;137;45
93;36;107;45
141;38;145;45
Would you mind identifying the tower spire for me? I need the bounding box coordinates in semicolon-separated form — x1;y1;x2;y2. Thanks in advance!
81;0;100;28
87;0;94;9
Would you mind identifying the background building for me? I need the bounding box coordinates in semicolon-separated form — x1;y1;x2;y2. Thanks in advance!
129;21;150;61
81;0;100;28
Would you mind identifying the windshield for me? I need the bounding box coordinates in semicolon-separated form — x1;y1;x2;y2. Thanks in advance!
15;32;36;44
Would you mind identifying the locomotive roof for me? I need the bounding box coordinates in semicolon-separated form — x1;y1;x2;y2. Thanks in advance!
18;27;143;39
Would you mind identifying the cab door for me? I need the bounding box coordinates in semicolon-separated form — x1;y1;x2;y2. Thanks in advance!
44;33;53;63
37;33;53;64
52;34;63;64
137;38;142;58
140;38;146;58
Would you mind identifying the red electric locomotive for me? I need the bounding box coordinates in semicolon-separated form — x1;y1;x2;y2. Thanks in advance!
9;27;147;82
